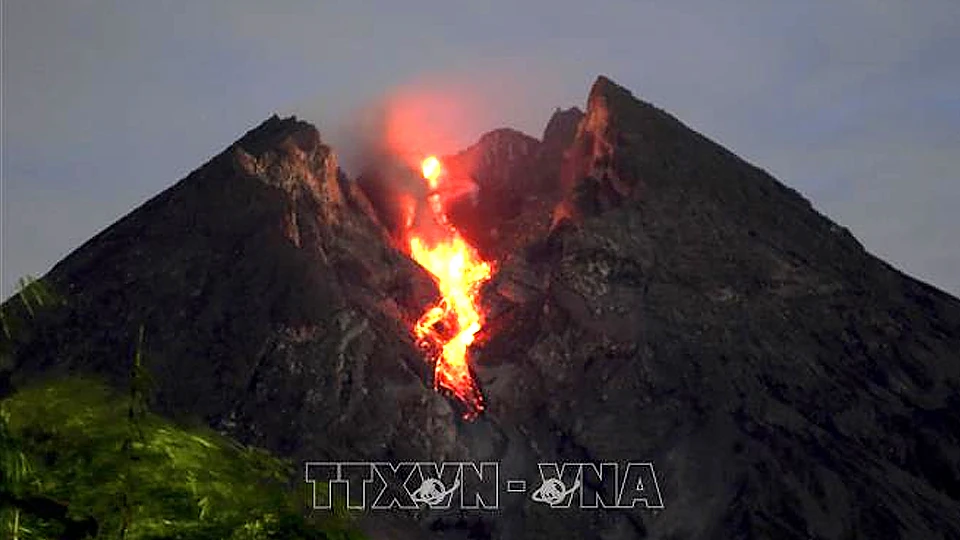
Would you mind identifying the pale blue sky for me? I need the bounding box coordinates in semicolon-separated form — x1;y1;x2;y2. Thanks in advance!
2;1;959;296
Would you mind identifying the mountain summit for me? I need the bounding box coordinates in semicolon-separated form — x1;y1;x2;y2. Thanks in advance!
4;114;451;457
4;77;960;539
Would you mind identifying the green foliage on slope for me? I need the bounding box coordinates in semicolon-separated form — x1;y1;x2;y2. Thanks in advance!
0;377;362;539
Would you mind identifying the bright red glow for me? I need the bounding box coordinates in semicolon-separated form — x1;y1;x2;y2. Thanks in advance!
408;156;491;419
421;156;442;190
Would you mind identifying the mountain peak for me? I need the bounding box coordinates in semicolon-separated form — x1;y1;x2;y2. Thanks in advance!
227;115;344;218
476;127;538;145
232;114;320;156
7;78;960;540
541;106;583;150
9;114;443;433
588;75;637;109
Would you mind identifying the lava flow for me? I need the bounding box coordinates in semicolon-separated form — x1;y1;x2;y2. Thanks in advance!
408;155;492;419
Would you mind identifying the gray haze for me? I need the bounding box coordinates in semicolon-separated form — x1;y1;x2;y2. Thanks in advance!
2;1;959;297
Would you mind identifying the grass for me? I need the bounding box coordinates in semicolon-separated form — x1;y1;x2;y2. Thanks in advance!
1;276;364;539
1;377;363;539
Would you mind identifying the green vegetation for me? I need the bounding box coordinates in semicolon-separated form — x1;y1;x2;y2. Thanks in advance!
1;377;361;539
0;277;364;539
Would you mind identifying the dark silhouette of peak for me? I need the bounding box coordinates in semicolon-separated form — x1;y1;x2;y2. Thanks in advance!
589;74;636;103
542;106;584;150
483;75;960;538
5;78;960;539
4;114;445;460
476;126;538;146
233;114;318;155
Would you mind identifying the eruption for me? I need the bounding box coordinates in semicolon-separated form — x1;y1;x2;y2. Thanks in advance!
407;156;492;419
421;156;442;190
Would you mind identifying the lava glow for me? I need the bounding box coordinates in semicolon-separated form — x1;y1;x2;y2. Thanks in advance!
409;156;491;419
421;156;442;190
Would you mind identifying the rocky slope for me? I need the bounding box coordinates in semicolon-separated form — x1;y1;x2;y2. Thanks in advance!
4;78;960;539
477;77;960;539
441;108;584;259
2;116;454;459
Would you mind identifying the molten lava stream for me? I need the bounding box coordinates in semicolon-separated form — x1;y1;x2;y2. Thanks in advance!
408;156;492;419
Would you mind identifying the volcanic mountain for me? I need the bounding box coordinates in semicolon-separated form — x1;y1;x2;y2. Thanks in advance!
4;76;960;539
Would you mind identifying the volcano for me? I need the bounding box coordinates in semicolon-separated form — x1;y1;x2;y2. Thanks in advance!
3;76;960;539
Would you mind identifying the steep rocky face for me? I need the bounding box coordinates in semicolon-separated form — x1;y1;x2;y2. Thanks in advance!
5;79;960;540
439;127;540;257
3;115;458;460
445;128;541;190
442;108;585;259
478;77;960;538
542;106;584;151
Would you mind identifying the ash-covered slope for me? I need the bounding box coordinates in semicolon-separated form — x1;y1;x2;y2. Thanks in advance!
441;107;583;259
477;76;960;538
2;115;456;459
4;78;960;540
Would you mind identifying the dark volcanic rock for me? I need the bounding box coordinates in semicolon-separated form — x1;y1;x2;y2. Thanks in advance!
543;106;584;147
5;79;960;539
3;115;457;461
441;127;542;256
479;76;960;539
443;107;585;259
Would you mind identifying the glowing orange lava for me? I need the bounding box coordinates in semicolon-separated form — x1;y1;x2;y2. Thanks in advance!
421;156;442;190
408;156;491;419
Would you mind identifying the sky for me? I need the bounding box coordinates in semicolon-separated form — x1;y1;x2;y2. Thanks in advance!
2;1;958;297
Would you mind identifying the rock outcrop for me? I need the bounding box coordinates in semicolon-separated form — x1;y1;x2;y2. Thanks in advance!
3;115;455;462
480;76;960;539
4;79;960;539
442;107;585;259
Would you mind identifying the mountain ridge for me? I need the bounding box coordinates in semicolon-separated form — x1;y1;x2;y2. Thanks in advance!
3;76;959;539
